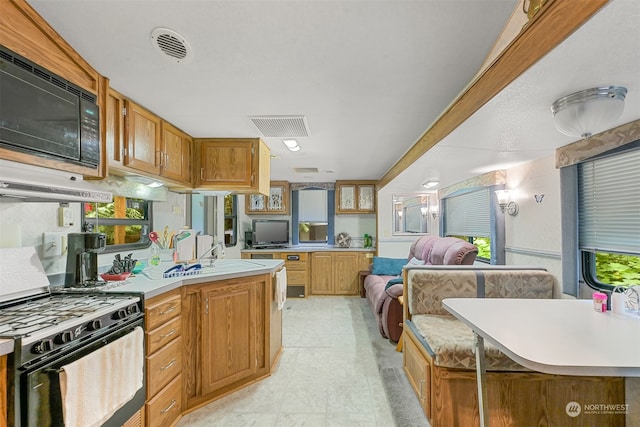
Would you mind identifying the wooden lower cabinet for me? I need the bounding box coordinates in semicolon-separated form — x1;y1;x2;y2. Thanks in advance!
202;280;258;394
182;273;279;409
144;289;182;427
311;251;371;295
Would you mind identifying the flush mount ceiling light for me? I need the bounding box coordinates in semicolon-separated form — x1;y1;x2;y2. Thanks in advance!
551;86;627;139
422;180;439;189
283;139;301;152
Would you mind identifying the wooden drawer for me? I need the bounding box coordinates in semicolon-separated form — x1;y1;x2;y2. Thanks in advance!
145;292;181;330
287;270;308;285
282;252;307;268
147;336;182;397
146;316;181;355
146;374;182;427
403;332;430;419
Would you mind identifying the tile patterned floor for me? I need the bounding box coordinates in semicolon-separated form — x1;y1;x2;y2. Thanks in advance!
177;296;397;426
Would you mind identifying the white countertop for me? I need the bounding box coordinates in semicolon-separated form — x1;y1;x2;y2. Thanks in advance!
443;298;640;377
0;259;284;357
96;258;284;299
0;339;13;356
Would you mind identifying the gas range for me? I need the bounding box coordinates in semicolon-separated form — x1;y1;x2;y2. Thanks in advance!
0;292;142;367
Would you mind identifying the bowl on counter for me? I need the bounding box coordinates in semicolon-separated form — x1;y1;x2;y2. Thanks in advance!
100;272;131;282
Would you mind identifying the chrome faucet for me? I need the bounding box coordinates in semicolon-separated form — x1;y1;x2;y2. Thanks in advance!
198;241;226;267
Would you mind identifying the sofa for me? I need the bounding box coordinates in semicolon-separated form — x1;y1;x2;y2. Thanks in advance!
362;235;477;342
402;266;625;427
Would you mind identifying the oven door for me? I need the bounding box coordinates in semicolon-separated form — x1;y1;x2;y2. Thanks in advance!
18;320;145;427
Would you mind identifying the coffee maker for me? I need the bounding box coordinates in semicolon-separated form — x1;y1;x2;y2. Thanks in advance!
65;232;107;287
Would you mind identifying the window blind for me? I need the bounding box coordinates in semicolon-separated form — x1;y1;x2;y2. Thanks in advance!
444;188;491;237
578;147;640;255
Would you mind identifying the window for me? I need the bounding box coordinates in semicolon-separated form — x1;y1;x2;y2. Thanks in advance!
578;146;640;291
83;196;151;252
298;189;328;243
224;194;237;247
443;187;501;263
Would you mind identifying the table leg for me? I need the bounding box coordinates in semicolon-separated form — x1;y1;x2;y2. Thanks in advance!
474;332;490;427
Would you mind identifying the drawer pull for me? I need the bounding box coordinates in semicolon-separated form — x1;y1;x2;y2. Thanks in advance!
159;305;176;316
160;399;177;414
287;255;300;261
160;358;177;371
160;329;177;339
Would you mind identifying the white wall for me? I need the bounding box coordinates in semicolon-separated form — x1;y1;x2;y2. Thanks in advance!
504;155;564;297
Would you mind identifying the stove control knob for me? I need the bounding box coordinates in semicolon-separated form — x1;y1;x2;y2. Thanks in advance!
54;331;74;344
32;339;54;354
87;319;102;331
127;304;139;315
113;309;128;320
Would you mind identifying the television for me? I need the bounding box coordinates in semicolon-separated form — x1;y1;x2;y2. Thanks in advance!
252;219;289;248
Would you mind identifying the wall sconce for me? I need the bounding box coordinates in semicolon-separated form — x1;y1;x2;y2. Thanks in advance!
429;205;438;220
551;86;627;139
495;189;519;216
420;206;428;216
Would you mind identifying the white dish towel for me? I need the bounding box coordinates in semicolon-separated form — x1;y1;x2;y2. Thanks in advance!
60;326;144;427
276;267;287;310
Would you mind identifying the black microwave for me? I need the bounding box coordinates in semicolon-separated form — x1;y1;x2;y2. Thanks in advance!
0;45;100;168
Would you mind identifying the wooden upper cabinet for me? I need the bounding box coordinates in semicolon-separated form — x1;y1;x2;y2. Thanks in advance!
105;89;126;168
195;138;271;195
336;180;377;214
161;122;192;184
245;181;290;214
124;100;162;175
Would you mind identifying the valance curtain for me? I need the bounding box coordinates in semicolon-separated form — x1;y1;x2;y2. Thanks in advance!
578;147;640;255
443;188;491;237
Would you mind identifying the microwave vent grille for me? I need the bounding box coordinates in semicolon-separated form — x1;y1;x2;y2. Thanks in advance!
0;46;96;103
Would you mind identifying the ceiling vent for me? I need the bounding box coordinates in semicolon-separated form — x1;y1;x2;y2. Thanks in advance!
293;167;319;173
151;28;193;63
249;115;310;137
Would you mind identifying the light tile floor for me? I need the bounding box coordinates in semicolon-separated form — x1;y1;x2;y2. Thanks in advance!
177;296;396;426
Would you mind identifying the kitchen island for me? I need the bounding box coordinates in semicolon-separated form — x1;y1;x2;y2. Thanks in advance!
105;258;284;427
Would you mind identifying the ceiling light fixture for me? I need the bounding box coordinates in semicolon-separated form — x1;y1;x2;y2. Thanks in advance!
422;180;439;189
283;139;301;152
551;86;627;139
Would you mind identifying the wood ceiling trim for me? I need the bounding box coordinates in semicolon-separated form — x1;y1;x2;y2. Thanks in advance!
377;0;610;190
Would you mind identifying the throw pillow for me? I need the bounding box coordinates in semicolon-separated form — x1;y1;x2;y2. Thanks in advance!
385;276;403;291
371;257;407;276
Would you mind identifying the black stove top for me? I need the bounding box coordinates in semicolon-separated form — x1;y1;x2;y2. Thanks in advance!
0;292;143;367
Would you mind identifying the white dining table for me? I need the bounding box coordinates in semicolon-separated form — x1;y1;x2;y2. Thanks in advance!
442;298;640;427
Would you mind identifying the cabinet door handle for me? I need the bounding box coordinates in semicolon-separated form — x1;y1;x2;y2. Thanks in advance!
200;168;205;180
419;379;425;399
160;329;176;339
159;305;176;316
205;297;209;315
160;358;177;371
156;150;162;167
164;152;169;167
160;399;177;414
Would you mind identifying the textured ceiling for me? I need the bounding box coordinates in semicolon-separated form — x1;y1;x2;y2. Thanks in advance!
27;0;517;183
26;0;640;191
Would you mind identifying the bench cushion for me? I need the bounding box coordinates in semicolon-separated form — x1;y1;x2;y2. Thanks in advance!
409;314;531;371
408;269;556;316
